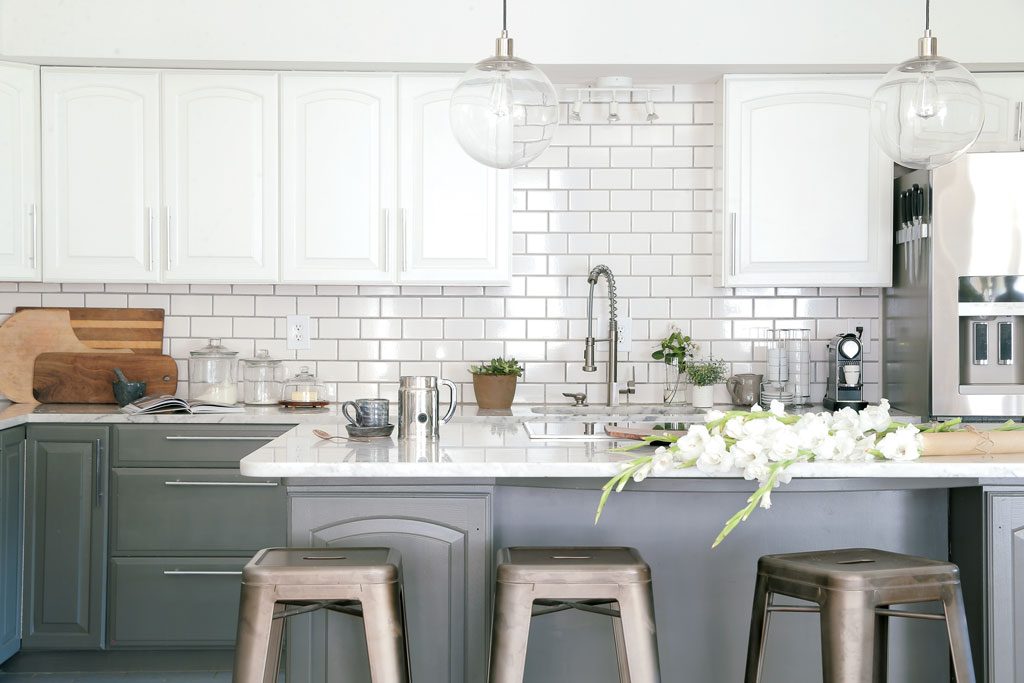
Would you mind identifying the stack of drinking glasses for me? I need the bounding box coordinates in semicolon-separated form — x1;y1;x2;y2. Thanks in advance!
760;329;813;405
784;329;811;405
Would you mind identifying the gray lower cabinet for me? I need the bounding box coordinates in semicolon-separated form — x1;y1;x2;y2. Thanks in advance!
107;424;290;650
23;425;108;650
951;486;1024;683
0;426;25;664
288;488;492;683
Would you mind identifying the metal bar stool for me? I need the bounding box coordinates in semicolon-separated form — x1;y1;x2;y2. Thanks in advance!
744;547;975;683
232;547;411;683
489;546;661;683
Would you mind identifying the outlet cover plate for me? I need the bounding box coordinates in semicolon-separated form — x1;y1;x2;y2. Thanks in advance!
286;314;311;350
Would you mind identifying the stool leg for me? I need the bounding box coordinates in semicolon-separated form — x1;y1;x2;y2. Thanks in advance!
610;611;632;683
360;582;411;683
488;582;535;683
616;582;661;683
743;574;772;683
872;610;888;683
232;583;281;683
941;585;977;683
819;591;875;683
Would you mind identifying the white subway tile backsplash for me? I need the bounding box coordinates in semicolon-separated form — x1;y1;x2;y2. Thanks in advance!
0;85;883;405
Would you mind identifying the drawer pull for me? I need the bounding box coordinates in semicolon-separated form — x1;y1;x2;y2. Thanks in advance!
164;481;278;487
163;436;276;441
163;570;243;576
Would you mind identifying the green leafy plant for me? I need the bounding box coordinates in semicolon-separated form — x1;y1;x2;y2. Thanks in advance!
469;357;524;377
651;328;696;370
687;358;727;387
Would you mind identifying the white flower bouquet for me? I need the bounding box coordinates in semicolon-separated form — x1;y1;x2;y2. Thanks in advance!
596;399;1024;547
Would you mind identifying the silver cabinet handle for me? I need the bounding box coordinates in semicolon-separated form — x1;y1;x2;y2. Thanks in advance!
163;480;278;487
381;208;389;267
165;207;174;269
398;208;408;272
729;212;738;277
1015;101;1023;145
147;207;156;271
94;438;104;508
163;435;274;441
27;204;37;267
163;570;243;576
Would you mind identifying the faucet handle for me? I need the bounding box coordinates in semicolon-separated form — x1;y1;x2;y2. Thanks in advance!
619;366;637;396
562;392;588;407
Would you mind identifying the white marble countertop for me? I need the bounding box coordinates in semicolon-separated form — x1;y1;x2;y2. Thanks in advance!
237;421;1024;480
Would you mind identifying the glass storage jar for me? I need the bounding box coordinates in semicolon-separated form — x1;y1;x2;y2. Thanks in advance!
188;338;239;404
281;366;332;405
241;349;285;405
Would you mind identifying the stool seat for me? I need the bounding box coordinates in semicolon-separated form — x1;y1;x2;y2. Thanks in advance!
496;546;651;584
243;547;400;585
759;547;960;593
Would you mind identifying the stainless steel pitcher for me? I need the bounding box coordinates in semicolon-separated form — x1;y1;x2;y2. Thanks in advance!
397;376;458;440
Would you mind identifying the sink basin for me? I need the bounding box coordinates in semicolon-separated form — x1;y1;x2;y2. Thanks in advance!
529;404;699;417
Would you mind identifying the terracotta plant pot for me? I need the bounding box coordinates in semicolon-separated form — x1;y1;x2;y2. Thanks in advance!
473;374;518;409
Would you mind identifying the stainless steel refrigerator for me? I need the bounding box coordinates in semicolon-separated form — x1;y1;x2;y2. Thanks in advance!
883;151;1024;419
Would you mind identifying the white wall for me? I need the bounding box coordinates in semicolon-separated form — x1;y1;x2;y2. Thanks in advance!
2;0;1021;70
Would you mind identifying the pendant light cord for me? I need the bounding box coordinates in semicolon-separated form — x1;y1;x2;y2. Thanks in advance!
925;0;930;32
502;0;508;32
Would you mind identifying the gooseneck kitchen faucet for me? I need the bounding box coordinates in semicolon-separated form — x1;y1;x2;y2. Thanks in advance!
583;265;634;406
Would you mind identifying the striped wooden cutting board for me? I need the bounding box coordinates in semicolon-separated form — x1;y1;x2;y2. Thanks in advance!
15;307;165;354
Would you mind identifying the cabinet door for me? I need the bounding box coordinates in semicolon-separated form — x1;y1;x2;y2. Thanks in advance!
719;75;893;287
162;72;278;282
972;74;1024;153
23;426;108;650
41;68;160;282
281;74;396;283
988;493;1024;682
289;491;491;683
0;427;25;664
0;63;39;281
397;75;511;285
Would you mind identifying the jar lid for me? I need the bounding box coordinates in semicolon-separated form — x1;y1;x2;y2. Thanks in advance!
242;349;282;366
190;338;238;358
289;365;317;382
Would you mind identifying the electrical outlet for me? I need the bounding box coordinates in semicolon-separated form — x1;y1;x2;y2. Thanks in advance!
286;314;311;350
617;316;632;353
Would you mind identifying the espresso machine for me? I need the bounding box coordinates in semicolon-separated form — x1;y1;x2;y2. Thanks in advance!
883;151;1024;419
824;327;868;411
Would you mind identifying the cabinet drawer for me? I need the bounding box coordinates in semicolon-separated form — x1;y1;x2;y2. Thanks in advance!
112;468;285;553
109;556;248;648
114;424;292;467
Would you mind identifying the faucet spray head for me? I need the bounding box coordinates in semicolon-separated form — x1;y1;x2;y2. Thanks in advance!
583;337;597;372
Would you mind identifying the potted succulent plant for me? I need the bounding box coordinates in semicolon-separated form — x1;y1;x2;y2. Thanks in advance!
687;357;727;409
469;357;524;409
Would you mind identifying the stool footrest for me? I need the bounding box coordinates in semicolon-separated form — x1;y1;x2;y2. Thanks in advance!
531;598;620;618
765;604;946;622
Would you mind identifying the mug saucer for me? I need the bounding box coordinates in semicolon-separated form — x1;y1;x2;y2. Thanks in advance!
345;423;395;439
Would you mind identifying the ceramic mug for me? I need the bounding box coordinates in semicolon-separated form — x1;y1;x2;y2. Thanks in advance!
843;366;861;386
342;398;390;427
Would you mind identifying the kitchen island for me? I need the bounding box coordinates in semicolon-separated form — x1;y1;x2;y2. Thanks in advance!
239;419;1024;683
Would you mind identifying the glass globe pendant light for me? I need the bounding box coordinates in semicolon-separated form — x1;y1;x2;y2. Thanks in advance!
870;0;985;170
449;0;559;169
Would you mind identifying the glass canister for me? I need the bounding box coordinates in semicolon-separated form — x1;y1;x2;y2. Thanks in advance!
241;349;285;405
281;366;331;404
188;338;239;404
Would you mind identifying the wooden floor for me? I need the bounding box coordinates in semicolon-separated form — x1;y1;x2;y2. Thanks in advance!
0;651;254;683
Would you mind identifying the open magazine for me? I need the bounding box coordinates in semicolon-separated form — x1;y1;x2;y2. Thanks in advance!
120;394;246;415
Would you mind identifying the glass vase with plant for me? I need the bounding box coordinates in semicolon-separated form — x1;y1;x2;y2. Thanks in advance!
687;357;727;408
652;327;697;404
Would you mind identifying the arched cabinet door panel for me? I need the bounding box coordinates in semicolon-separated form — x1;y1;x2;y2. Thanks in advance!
289;492;491;683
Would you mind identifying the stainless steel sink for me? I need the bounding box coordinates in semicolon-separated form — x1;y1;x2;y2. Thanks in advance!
529;404;698;417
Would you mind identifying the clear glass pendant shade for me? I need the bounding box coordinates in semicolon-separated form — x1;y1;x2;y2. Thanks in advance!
870;54;985;170
450;55;559;169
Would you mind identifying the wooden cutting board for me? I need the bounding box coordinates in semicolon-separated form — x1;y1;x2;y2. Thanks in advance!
15;307;165;354
0;309;120;403
604;425;689;442
32;353;178;404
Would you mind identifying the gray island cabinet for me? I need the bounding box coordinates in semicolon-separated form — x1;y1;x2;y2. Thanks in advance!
0;426;24;664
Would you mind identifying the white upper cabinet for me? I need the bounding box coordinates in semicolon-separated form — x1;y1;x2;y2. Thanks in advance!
0;62;40;281
397;75;511;285
162;72;279;282
972;73;1024;152
281;74;395;283
717;75;893;287
42;68;159;282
